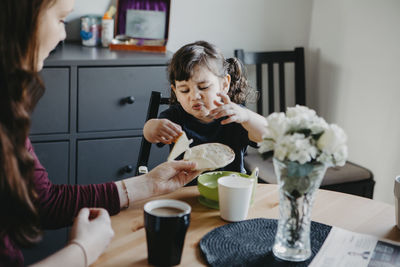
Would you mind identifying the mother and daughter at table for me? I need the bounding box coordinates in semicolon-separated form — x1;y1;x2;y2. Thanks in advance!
0;0;267;266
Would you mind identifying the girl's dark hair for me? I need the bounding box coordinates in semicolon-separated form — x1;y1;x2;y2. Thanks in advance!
168;40;249;104
0;0;56;247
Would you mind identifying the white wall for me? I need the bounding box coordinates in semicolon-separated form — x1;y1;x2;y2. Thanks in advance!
167;0;313;56
308;0;400;203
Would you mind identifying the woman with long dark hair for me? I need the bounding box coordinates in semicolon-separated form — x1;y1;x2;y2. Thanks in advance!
0;0;199;266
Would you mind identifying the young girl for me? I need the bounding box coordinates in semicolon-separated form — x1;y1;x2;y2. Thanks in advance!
143;41;267;179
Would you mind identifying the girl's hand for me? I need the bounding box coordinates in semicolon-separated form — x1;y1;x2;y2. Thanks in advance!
144;119;182;144
69;208;114;265
145;161;201;195
209;92;250;125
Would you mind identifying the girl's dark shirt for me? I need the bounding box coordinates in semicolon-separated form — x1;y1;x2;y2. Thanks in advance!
0;139;121;267
159;105;251;185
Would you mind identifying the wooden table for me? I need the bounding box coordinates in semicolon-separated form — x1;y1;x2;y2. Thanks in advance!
93;184;400;266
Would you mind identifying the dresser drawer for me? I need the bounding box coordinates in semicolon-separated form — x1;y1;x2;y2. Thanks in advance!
78;66;169;132
148;144;170;170
24;143;68;264
31;68;69;134
23;228;68;265
31;141;69;184
76;137;141;184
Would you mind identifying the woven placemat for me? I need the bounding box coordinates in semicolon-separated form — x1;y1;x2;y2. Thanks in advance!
199;218;331;267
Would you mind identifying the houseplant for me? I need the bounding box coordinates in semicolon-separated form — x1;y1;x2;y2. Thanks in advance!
258;105;347;261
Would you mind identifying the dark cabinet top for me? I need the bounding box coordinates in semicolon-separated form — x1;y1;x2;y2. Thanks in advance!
44;42;172;67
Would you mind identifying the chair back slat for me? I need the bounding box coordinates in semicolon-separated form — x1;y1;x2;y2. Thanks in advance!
255;64;263;114
136;91;170;175
278;62;286;112
267;62;274;114
147;91;162;120
294;47;306;105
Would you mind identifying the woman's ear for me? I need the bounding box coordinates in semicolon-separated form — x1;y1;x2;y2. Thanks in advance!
221;74;231;94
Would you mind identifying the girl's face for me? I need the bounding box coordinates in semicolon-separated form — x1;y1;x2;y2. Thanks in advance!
36;0;74;70
172;65;230;123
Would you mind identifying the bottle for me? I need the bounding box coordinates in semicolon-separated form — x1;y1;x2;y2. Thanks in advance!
101;6;116;47
81;15;102;47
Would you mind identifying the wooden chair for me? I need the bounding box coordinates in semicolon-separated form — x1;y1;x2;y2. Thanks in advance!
235;47;375;198
136;91;170;175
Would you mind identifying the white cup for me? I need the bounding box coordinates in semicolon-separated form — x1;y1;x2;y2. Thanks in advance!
394;175;400;229
218;175;253;222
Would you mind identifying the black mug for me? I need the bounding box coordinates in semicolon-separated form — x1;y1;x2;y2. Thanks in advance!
144;199;191;266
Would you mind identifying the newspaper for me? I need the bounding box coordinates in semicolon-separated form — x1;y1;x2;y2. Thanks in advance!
309;227;400;267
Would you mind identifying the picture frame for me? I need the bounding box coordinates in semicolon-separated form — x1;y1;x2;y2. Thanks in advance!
110;0;170;52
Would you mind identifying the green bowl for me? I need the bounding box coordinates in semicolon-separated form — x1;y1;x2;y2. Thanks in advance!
197;170;257;209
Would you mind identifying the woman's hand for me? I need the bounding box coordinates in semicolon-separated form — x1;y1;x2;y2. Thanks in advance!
209;92;250;125
69;208;114;265
121;161;201;203
143;118;182;144
145;161;201;195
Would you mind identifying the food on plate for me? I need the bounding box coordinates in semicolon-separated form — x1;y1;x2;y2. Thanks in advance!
167;132;193;161
183;143;235;171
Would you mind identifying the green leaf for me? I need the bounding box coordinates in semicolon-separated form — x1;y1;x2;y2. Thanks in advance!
261;151;274;160
312;131;324;140
288;128;312;137
296;128;312;137
263;137;274;142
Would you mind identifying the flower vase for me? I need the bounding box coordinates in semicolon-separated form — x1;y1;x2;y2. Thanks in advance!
272;157;328;262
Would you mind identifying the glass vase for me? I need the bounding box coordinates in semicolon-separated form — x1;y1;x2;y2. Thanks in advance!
272;157;328;262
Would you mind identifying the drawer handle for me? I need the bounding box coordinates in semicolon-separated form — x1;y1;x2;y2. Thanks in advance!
123;165;134;173
122;96;135;104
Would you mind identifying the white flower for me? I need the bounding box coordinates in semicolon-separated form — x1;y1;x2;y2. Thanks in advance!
317;145;347;167
259;105;348;167
286;106;328;134
275;133;318;164
264;112;288;140
333;145;348;166
286;105;316;119
309;117;329;135
316;151;331;165
258;139;274;154
317;124;347;154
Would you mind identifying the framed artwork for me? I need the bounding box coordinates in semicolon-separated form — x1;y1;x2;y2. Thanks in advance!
116;0;170;40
